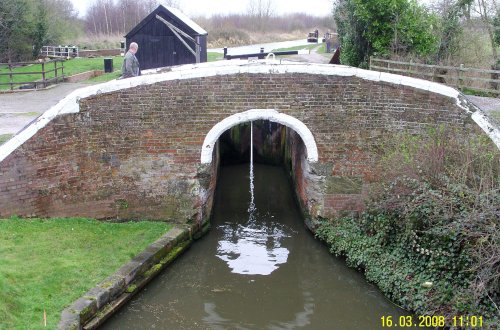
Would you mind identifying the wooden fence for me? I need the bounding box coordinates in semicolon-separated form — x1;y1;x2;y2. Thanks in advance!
370;57;500;95
0;59;65;91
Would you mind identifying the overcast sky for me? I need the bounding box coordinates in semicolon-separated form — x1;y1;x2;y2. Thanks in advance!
70;0;334;18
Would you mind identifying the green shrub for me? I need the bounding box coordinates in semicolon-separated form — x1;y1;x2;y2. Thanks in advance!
316;129;499;328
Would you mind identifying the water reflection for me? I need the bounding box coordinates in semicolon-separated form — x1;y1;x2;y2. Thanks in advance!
202;302;230;328
269;293;315;330
216;220;291;275
203;291;316;330
102;164;409;329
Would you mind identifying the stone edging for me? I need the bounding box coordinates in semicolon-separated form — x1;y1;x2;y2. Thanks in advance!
58;225;194;330
64;70;104;83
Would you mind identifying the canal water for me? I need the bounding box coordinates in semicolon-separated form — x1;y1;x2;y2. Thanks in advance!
102;164;408;329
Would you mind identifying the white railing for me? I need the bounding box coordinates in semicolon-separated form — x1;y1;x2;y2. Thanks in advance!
41;46;79;58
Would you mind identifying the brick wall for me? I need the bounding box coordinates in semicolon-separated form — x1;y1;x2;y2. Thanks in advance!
0;72;478;224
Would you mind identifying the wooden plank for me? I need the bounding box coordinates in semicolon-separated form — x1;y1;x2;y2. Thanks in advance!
370;65;500;84
370;65;500;94
0;59;65;66
0;81;43;85
0;71;52;76
370;65;446;78
0;77;62;86
461;76;500;84
371;57;500;74
42;68;59;74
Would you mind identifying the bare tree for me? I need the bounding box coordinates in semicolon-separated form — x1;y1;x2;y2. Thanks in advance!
158;0;180;8
84;0;188;36
474;0;499;89
247;0;275;31
103;0;110;35
86;0;155;35
475;0;499;67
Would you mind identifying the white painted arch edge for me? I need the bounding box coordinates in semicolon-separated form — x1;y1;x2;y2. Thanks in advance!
200;109;319;164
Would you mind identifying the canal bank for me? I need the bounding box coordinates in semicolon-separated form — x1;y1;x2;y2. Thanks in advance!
58;223;209;330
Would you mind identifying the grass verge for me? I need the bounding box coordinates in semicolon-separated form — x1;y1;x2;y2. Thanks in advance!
85;70;122;84
0;57;124;90
0;134;13;145
208;52;224;62
0;217;172;329
271;43;318;52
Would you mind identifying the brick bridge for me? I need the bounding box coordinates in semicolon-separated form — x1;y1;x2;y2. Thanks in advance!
0;60;498;230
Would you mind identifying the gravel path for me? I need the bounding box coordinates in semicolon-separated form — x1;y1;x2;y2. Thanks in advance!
465;95;500;126
465;95;500;112
0;83;89;135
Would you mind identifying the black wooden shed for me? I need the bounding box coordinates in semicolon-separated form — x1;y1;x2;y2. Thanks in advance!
125;5;208;70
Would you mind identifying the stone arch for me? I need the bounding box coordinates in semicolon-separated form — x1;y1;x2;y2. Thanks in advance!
200;109;319;164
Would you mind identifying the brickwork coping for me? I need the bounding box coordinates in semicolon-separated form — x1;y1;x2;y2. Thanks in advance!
1;59;498;166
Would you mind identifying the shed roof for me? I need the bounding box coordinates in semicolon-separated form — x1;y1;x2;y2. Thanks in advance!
125;5;207;38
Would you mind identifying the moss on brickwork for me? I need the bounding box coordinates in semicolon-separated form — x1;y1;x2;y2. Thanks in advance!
141;239;190;279
115;199;129;210
325;177;363;194
125;284;137;293
143;263;163;278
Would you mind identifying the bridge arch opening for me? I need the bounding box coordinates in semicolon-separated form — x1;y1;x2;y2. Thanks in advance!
200;109;318;164
198;109;319;228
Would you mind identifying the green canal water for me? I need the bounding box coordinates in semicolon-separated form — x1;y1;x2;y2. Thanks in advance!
102;164;408;329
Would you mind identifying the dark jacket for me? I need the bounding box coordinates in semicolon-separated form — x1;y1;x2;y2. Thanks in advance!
121;51;140;78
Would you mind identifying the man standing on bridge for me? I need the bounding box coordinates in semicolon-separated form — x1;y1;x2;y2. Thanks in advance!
121;42;140;78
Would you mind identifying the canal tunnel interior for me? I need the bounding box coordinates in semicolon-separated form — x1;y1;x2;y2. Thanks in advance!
219;120;285;166
212;119;310;218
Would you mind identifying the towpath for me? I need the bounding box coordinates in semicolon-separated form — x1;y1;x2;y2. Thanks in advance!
0;83;88;137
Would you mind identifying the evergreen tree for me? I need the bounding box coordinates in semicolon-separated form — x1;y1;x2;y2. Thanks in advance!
335;0;370;67
32;0;49;58
334;0;438;67
0;0;33;62
495;11;500;46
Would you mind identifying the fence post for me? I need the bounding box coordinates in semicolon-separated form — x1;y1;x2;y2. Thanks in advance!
8;63;13;90
369;56;372;70
42;61;46;88
54;60;58;83
458;64;464;90
61;60;64;80
492;64;499;91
